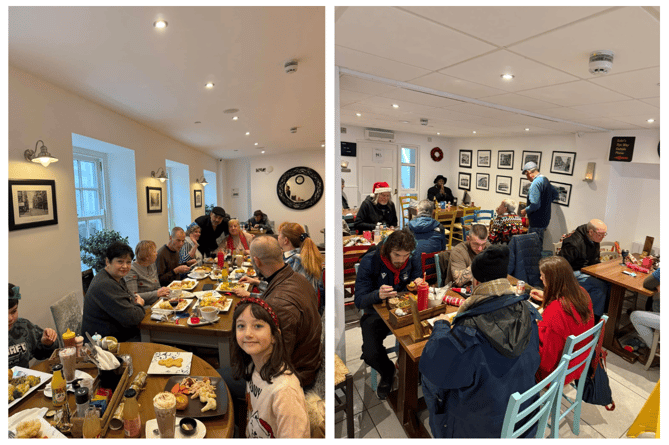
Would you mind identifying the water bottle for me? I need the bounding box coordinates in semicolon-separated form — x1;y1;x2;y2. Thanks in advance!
374;223;381;243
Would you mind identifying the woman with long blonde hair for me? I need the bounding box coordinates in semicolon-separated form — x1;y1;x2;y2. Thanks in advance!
277;222;324;303
530;255;594;384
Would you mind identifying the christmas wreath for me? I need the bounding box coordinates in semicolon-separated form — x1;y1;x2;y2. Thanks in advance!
431;147;444;162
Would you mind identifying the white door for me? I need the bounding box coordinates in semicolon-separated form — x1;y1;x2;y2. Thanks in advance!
356;141;398;209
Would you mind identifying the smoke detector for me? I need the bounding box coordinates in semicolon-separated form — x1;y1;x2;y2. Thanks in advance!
290;127;298;133
420;118;428;126
589;50;614;76
284;59;298;74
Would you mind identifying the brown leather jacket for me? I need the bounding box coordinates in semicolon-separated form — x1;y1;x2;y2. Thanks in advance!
263;265;323;387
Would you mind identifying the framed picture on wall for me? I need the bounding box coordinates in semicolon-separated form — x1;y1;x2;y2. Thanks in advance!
519;178;532;198
8;179;59;231
496;175;512;195
146;186;162;213
550;151;577;176
458;172;471;191
498;150;514;170
521;151;542;171
552;181;572;206
194;189;203;208
476;173;490;191
477;150;491;168
459;150;472;168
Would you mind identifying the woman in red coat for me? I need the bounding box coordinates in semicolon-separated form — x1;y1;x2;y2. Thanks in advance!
530;256;594;384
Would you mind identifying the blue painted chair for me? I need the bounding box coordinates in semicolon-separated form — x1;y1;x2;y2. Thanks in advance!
501;354;571;438
458;214;476;240
549;315;608;438
474;209;495;225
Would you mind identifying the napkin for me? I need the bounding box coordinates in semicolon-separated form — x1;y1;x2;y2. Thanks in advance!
95;345;120;370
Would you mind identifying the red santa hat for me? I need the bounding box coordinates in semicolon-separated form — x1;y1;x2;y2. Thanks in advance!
372;181;392;195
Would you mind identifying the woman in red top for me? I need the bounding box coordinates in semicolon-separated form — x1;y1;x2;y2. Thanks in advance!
530;256;594;384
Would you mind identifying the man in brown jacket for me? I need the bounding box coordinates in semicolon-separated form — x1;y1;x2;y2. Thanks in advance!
249;235;323;387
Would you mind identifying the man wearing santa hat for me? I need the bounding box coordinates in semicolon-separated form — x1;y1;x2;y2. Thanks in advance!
354;181;398;233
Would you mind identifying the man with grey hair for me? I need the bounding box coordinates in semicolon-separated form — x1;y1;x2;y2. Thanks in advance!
407;199;446;261
519;161;558;248
447;224;489;286
156;227;190;285
489;199;524;245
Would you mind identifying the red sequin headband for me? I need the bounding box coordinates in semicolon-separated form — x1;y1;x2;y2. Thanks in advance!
236;297;280;329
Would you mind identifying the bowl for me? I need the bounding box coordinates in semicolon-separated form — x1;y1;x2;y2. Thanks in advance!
179;417;197;436
97;357;125;389
200;306;217;322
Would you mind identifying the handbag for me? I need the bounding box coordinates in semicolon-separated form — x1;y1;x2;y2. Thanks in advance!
579;321;616;410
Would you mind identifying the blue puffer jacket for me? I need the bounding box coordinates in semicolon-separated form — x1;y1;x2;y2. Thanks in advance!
507;232;542;288
407;217;446;259
420;279;541;438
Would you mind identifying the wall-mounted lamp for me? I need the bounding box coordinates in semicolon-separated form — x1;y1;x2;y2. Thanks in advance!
196;176;209;186
584;162;596;182
151;167;169;182
341;160;351;173
24;140;59;167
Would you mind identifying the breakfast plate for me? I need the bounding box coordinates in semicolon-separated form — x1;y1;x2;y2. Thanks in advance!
9;367;51;409
152;298;194;313
193;297;233;313
167;280;198;291
9;407;67;438
215;282;249;293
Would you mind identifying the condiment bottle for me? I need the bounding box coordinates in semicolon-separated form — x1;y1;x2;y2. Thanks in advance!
417;281;429;311
75;335;84;357
122;388;141;438
51;364;67;407
62;328;76;348
75;386;90;418
82;407;101;438
217;251;224;269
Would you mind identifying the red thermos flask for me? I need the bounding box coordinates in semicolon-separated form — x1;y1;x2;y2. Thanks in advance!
417;281;429;311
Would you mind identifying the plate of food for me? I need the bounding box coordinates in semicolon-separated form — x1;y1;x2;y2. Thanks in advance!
193;265;212;274
152;298;194;313
167;280;198;291
9;407;66;438
193;296;233;313
165;375;228;418
215;281;250;293
209;270;223;280
147;352;193;375
188;271;207;280
9;367;52;409
203;257;216;264
43;370;94;397
145;417;207;439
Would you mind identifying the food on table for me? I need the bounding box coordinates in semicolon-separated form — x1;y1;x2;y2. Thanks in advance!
8;369;13;382
171;376;217;412
201;397;217;413
168;282;183;290
157;299;189;311
175;393;189;411
181;280;196;288
8;373;42;403
406;281;417;292
8;384;15;402
216;282;246;292
158;358;183;368
193;266;212;274
199;296;232;311
16;419;42;438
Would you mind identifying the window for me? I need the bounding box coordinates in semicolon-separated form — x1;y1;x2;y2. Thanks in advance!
73;152;109;243
400;146;417;192
165;159;190;232
203;169;217;209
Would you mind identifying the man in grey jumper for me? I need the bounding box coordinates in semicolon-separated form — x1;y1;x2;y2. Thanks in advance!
156;227;190;286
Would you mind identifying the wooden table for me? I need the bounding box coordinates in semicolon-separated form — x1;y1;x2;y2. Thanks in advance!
373;276;531;438
581;258;655;363
9;342;234;438
139;277;242;369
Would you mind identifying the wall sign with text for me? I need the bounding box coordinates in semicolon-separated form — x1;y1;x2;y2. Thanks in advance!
609;136;636;162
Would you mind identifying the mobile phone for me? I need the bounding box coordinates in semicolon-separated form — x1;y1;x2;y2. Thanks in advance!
202;284;214;291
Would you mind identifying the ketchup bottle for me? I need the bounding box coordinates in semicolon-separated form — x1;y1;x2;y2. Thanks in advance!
417;281;429;311
217;251;224;269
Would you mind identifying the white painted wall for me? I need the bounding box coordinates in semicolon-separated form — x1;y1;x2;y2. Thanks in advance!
224;149;325;244
8;66;221;331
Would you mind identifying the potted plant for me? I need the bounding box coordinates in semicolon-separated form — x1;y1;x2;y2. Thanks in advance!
80;229;130;272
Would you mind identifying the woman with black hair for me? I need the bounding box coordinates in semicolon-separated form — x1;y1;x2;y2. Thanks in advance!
82;241;147;342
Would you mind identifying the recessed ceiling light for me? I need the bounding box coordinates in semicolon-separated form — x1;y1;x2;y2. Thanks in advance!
153;20;168;29
254;143;258;146
437;132;440;135
245;132;250;136
392;104;400;109
205;83;214;88
647;119;655;123
261;150;265;154
525;128;530;131
321;144;325;147
501;74;514;80
401;120;409;124
356;113;362;117
232;116;239;121
473;131;477;134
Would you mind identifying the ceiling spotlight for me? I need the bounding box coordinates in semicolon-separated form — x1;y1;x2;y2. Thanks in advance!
501;74;515;80
392;104;400;109
245;132;250;136
232;116;239;121
647;119;655;123
473;131;477;134
356;113;362;117
401;120;409;124
205;83;214;88
437;132;440;135
525;128;530;131
254;143;258;146
321;144;325;148
153;20;167;29
261;150;265;154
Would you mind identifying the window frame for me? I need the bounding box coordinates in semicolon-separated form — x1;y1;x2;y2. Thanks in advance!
73;148;112;238
399;144;419;195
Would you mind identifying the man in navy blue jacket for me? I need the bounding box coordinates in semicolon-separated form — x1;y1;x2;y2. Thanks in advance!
519;161;558;249
420;245;541;437
354;228;423;400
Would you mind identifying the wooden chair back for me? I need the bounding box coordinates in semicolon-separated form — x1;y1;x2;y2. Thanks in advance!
343;243;375;298
421;251;440;285
399;195;418;228
434;209;457;249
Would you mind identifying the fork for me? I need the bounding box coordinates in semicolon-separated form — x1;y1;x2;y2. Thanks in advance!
9;430;15;438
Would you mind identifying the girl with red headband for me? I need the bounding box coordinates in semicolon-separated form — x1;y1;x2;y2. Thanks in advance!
231;297;309;438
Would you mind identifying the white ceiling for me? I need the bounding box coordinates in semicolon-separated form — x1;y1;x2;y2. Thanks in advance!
9;6;325;159
336;6;660;138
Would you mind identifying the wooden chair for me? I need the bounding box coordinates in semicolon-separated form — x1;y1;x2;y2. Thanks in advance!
434;209;457;249
421;251;440;285
452;206;478;242
343;243;375;301
82;268;94;297
501;354;571;438
334;354;355;438
644;329;660;370
399;195;418;228
453;214;476;243
474;209;495;225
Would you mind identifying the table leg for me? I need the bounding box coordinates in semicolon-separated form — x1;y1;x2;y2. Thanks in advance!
218;338;231;369
386;346;430;438
603;284;638;363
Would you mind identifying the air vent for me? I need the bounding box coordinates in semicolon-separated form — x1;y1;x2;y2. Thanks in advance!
341;127;347;134
365;128;395;142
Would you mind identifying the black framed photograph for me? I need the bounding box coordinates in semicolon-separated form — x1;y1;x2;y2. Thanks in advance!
458;172;471;191
476;173;490;191
519;178;532;198
459;150;472;168
496;175;512;195
194;189;203;208
521;150;542;171
146;186;163;213
9;179;58;231
498;150;514;170
552;181;572;206
477;150;491;168
550;151;577;176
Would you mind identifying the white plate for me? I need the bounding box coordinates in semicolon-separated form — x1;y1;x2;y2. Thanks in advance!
192;290;222;300
193;297;233;314
9;367;52;409
187;272;208;280
187;316;220;326
215;282;250;293
9;407;67;438
145;417;206;439
147;351;193;375
167;280;198;291
242;261;253;267
43;370;94;397
151;298;194;313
